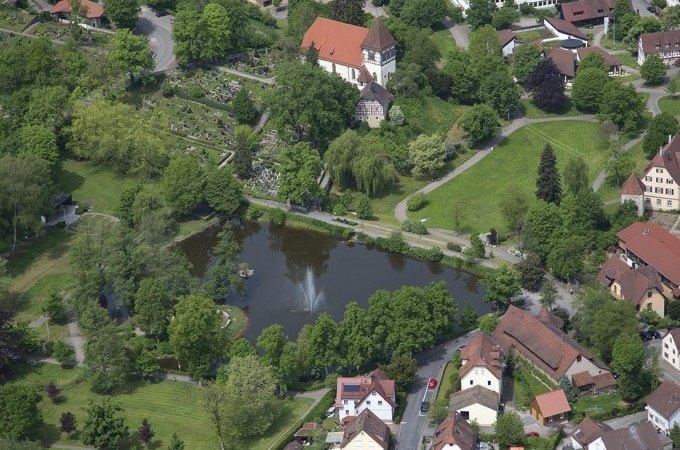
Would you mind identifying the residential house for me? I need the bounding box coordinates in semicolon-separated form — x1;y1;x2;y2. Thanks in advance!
616;222;680;299
459;333;503;394
336;368;396;422
621;135;680;213
548;48;576;83
50;0;104;27
498;30;517;57
544;17;589;44
355;81;391;128
638;30;680;65
452;0;557;11
662;329;680;371
576;46;622;75
646;380;680;434
492;306;615;386
570;418;612;449
560;0;616;27
529;389;571;425
340;409;390;450
449;385;499;427
301;17;396;89
570;370;618;395
596;255;665;316
432;411;479;450
591;421;672;450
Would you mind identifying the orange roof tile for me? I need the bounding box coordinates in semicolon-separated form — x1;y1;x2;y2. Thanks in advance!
621;174;645;195
301;17;369;68
532;389;571;418
617;222;680;287
50;0;104;19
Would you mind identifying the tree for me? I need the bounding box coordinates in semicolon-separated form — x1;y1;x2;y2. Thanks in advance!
59;412;77;436
559;375;578;404
598;82;645;134
134;278;172;339
571;68;610;113
81;398;129;450
138;418;155;446
605;145;635;187
547;235;585;281
467;25;504;80
592;301;638;362
42;291;65;324
563;157;589;195
459;302;479;332
400;0;449;28
168;294;226;378
624;16;662;49
338;302;375;370
306;313;339;375
479;314;499;334
45;381;59;403
229;338;257;359
330;0;365;26
85;325;130;394
52;341;76;366
483;265;521;309
516;253;545;292
409;134;447;178
232;126;257;180
257;324;288;371
445;49;480;104
466;233;486;260
641;54;667;85
539;279;558;311
494;412;524;448
0;383;42;440
610;0;637;41
105;0;140;29
277;143;323;205
480;71;520;119
500;190;529;237
161;156;203;216
168;433;185;450
663;5;680;27
460;104;500;145
643;112;679;159
526;59;566;113
18;125;60;176
467;0;495;29
611;332;645;400
379;354;418;391
201;382;228;450
110;29;153;83
231;88;258;124
204;167;243;214
535;144;562;204
492;6;519;29
512;44;542;85
577;52;608;74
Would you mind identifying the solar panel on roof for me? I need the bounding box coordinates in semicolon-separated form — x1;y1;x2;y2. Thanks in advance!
344;384;361;392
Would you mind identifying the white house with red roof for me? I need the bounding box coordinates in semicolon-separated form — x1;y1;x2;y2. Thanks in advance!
459;333;503;394
336;368;396;422
50;0;104;27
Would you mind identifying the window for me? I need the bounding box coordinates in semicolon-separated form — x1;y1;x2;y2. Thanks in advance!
657;199;662;205
657;177;664;183
372;391;376;395
487;380;491;386
657;168;663;173
470;380;473;385
666;352;670;358
666;189;675;195
646;186;652;192
378;401;383;405
368;51;375;61
576;355;582;362
366;401;371;405
648;290;653;298
332;63;336;73
656;187;664;194
372;72;377;81
666;343;669;348
344;400;348;404
646;176;652;181
345;410;349;415
668;179;674;184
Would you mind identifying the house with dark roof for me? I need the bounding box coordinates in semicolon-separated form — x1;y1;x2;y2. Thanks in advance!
647;380;680;435
459;333;503;394
449;385;500;427
560;0;616;27
356;81;392;128
544;17;588;43
492;306;614;385
548;48;576;83
340;409;390;450
593;421;672;450
529;390;571;425
336;368;396;422
662;329;680;372
570;417;612;449
638;30;680;65
576;46;622;74
570;370;617;395
50;0;104;27
616;222;680;298
596;255;665;316
432;411;478;450
498;30;517;57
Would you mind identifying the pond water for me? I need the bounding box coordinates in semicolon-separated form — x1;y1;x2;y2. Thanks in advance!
178;221;489;341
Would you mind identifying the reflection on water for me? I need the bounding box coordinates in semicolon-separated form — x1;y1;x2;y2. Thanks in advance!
178;220;488;341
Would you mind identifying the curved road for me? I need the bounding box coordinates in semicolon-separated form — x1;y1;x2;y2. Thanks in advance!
137;6;175;73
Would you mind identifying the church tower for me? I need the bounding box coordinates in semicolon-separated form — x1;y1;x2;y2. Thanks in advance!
360;18;396;87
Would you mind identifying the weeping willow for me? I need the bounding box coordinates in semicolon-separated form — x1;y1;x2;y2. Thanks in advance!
324;130;361;189
352;152;397;197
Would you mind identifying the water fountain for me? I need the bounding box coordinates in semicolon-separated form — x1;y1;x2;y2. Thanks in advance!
298;267;324;314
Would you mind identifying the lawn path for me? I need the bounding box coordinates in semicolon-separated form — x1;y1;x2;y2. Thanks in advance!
213;65;275;85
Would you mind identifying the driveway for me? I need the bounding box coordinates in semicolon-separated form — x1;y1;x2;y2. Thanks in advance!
397;331;480;450
630;0;655;16
603;411;648;429
137;6;175;72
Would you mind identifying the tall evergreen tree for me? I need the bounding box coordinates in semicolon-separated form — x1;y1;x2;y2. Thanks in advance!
535;144;562;204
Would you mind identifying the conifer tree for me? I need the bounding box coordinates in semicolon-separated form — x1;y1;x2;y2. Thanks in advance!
535;144;562;204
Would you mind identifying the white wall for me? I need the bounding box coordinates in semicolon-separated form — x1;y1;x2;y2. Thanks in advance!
544;19;588;44
502;41;516;57
662;334;680;371
338;390;393;422
648;406;672;434
317;59;360;88
570;437;583;449
564;357;608;380
342;431;385;450
454;403;497;427
460;367;501;394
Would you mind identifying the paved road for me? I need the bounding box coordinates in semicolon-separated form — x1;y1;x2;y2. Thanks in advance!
137;6;175;72
397;331;479;450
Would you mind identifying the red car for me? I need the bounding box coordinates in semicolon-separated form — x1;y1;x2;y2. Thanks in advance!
428;378;438;389
526;432;540;438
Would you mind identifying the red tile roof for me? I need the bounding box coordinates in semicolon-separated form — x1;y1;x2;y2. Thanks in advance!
640;30;680;55
459;333;503;380
302;17;369;68
545;17;588;40
50;0;104;19
617;222;680;287
341;409;390;449
497;29;515;47
532;389;571;418
646;134;680;184
432;411;478;450
336;368;396;409
576;46;621;68
571;370;594;388
622;174;645;195
560;0;615;23
548;48;576;78
647;380;680;418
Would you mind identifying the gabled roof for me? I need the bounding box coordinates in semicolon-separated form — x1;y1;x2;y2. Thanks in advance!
362;17;395;51
570;418;612;447
531;389;571;418
617;222;680;287
545;17;588;40
647;380;680;419
497;29;516;47
432;411;478;450
449;385;500;411
459;333;503;380
622;174;645;195
341;409;390;449
560;0;615;23
646;135;680;185
600;421;672;450
50;0;104;18
357;65;373;84
492;306;610;381
359;82;392;109
640;30;680;55
301;17;369;68
547;48;576;78
596;255;664;306
336;368;396;409
576;46;621;67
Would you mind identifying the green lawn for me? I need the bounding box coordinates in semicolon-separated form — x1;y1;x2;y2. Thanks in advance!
615;53;640;69
429;29;457;66
435;362;459;403
13;364;312;450
600;35;629;51
512;364;551;409
572;392;623;422
519;98;581;119
13;273;73;324
595;141;648;203
58;159;153;215
409;121;609;233
659;95;680;118
394;96;465;137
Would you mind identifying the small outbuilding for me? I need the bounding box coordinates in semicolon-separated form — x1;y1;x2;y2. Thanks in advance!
529;389;571;425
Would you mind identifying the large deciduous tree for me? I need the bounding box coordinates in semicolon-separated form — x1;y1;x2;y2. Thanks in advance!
0;383;42;440
81;398;129;450
562;157;589;195
105;0;140;29
480;71;520;119
330;0;365;26
611;332;645;401
483;265;521;309
526;59;566;113
161;156;204;216
338;302;375;370
571;68;610;113
467;0;495;29
85;325;130;394
134;278;172;339
408;133;447;178
204;167;243;215
277;143;323;205
512;44;542;85
460;103;500;145
524;200;562;261
173;4;231;64
643;112;679;159
400;0;449;28
18;125;60;176
641;54;667;85
110;29;154;83
535;144;562;204
494;412;525;448
598;82;645;134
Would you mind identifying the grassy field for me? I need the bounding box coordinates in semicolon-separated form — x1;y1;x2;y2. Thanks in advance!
58;160;153;215
409;121;609;233
600;35;629;51
512;364;551;409
572;392;623;421
659;95;680;118
395;95;465;137
13;364;312;450
435;362;459;403
12;273;73;324
519;98;581;119
429;29;456;66
615;53;640;69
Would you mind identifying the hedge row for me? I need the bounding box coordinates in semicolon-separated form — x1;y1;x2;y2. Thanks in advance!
273;390;336;450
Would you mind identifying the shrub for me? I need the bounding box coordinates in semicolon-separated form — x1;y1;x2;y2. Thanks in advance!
401;219;428;235
247;204;263;220
407;194;427;212
410;246;444;263
161;82;174;97
377;232;409;254
52;341;76;367
333;203;347;216
355;197;373;220
268;209;286;226
187;82;203;99
447;242;462;252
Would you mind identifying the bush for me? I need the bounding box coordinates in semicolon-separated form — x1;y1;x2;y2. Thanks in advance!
355;197;373;220
410;246;444;263
161;82;174;97
333;203;347;216
519;3;534;14
187;82;203;99
376;232;409;254
407;194;427;212
247;204;263;220
268;209;286;226
52;341;76;367
401;219;428;235
447;242;462;252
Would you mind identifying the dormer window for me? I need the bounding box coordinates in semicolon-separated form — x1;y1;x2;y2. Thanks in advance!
372;391;377;395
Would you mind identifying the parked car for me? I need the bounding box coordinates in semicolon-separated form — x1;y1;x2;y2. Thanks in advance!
526;432;540;438
420;401;430;413
428;378;438;389
647;5;657;13
325;406;336;418
640;331;653;341
650;330;661;339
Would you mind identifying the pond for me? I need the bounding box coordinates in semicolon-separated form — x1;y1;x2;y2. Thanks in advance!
178;221;489;341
